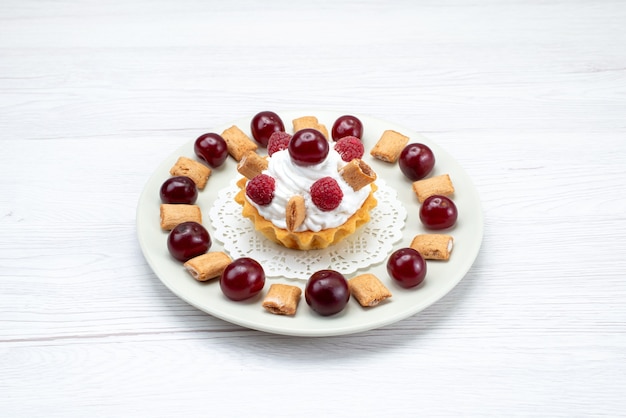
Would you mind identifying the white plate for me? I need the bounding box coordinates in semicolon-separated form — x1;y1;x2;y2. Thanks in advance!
136;111;483;337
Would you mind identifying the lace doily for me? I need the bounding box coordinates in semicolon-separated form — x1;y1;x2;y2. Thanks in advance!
209;178;406;281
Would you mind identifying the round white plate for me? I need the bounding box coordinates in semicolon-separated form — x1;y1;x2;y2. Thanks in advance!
136;111;483;337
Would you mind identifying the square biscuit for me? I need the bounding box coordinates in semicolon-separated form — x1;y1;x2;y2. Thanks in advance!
236;150;268;179
159;204;202;230
339;159;377;191
262;284;302;316
292;116;329;139
412;174;455;203
348;274;392;307
169;156;211;190
410;234;454;261
221;125;258;161
370;130;409;163
184;252;232;281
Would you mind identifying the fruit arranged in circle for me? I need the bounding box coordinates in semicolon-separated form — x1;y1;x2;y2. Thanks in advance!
194;133;229;168
399;143;435;181
387;248;427;288
305;270;350;316
334;136;364;162
160;176;198;204
310;177;343;211
162;113;461;317
251;111;285;147
420;195;458;230
246;174;276;206
288;128;329;166
267;131;292;156
167;221;211;262
331;115;363;140
220;257;266;301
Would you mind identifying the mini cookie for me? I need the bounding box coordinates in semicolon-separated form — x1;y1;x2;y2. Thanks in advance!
410;234;454;260
221;125;258;161
184;252;232;281
169;156;211;190
262;284;302;316
339;159;377;191
286;195;306;232
348;274;392;307
412;174;455;203
370;130;409;163
292;116;329;139
159;204;202;230
237;151;268;179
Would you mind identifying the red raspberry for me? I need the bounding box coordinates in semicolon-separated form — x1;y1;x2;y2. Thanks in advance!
334;136;364;162
246;174;275;206
310;177;343;211
267;131;292;156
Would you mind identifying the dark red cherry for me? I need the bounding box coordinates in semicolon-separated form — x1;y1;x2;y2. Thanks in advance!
160;176;198;204
387;248;427;288
399;143;436;181
420;195;458;230
305;270;350;316
220;258;265;301
288;128;329;166
331;115;363;140
251;111;285;147
194;133;228;168
167;221;211;262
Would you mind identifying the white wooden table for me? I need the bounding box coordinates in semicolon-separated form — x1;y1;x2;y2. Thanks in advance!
1;0;625;416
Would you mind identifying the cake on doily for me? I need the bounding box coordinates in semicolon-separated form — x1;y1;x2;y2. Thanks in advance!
234;128;378;250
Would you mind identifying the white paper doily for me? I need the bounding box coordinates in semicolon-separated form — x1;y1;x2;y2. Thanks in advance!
209;178;407;280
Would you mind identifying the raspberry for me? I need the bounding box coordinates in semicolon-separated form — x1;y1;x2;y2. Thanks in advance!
310;177;343;211
246;174;275;206
267;131;292;156
334;136;364;162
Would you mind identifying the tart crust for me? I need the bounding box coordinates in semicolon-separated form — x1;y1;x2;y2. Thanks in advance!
234;177;378;250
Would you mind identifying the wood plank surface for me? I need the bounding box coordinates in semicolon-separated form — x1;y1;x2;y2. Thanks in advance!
1;0;625;416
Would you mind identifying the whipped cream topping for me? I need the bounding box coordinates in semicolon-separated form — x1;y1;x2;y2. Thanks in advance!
245;148;371;232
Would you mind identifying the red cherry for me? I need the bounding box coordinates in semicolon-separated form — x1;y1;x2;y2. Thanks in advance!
159;176;198;204
399;143;435;181
420;195;458;230
167;221;211;262
331;115;363;140
220;258;265;301
194;133;228;168
251;111;285;147
288;128;329;166
305;270;350;316
387;248;427;288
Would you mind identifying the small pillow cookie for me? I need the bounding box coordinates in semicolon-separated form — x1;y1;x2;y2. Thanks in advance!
237;151;268;179
221;125;258;161
262;284;302;316
412;174;455;203
348;274;392;307
410;234;454;260
339;159;377;191
159;204;202;230
292;116;329;139
169;156;211;190
184;252;232;281
286;195;306;232
370;130;409;163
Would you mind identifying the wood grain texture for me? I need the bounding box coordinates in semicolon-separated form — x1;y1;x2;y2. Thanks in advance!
1;0;625;416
